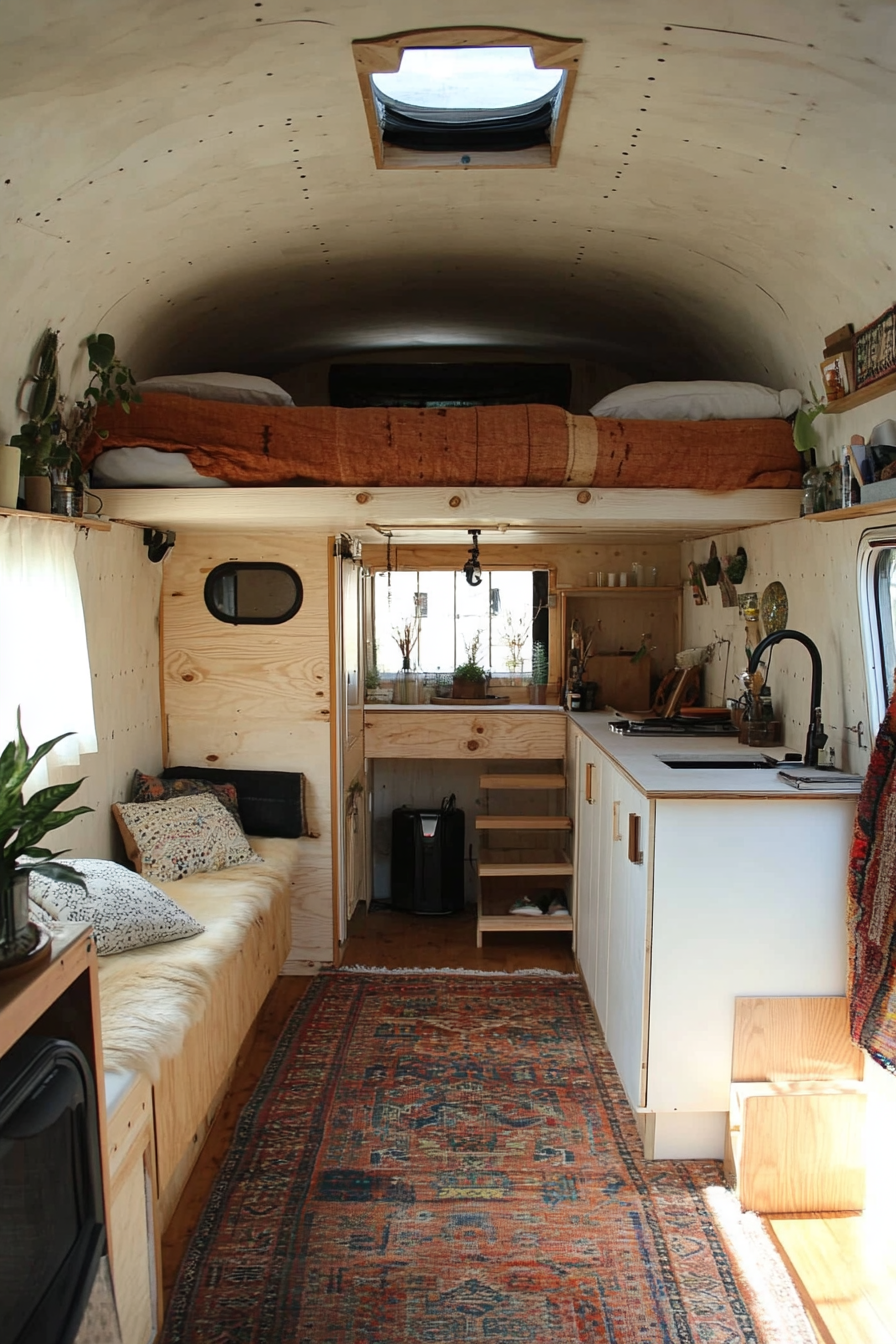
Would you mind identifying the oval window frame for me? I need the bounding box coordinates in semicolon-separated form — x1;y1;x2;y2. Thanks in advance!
203;561;304;626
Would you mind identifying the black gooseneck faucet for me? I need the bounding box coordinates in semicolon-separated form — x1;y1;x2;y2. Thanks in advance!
747;628;826;767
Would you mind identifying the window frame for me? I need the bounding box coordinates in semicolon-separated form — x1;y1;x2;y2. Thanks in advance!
858;525;896;732
353;26;582;170
203;561;304;627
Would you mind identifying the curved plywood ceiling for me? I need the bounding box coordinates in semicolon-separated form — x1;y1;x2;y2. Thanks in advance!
2;0;895;427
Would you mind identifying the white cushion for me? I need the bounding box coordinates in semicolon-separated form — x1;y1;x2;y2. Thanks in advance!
589;381;802;421
28;859;204;955
112;794;263;882
91;446;230;487
136;371;295;406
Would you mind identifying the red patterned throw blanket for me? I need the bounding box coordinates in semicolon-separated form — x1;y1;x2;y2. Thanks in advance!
848;688;896;1073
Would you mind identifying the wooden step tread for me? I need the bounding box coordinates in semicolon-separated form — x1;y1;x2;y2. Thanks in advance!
477;912;574;934
475;816;573;830
480;774;566;789
478;847;574;876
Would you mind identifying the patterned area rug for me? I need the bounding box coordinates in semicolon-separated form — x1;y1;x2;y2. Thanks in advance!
162;973;815;1343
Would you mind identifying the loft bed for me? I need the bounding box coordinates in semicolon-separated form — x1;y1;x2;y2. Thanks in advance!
85;392;802;492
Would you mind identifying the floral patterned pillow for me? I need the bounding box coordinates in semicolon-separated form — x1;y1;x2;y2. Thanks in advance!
112;794;263;882
130;771;243;828
28;859;204;955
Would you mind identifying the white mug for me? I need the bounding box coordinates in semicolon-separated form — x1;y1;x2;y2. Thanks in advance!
607;573;618;587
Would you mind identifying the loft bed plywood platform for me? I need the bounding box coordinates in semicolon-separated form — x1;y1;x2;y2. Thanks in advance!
95;484;801;542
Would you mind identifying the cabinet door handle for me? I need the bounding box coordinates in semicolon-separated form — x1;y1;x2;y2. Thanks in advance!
628;813;643;864
585;761;595;804
612;801;622;841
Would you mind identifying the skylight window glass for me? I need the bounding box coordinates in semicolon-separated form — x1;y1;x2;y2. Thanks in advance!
371;47;562;112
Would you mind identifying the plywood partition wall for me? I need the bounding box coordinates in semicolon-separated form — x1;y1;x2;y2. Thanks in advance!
161;531;333;969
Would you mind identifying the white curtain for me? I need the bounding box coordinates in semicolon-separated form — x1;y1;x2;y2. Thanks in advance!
0;517;97;795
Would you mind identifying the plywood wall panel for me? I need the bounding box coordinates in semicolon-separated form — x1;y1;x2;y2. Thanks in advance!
162;531;333;966
45;522;163;860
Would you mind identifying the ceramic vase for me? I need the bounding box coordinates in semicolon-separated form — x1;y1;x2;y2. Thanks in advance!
0;445;21;508
23;475;51;513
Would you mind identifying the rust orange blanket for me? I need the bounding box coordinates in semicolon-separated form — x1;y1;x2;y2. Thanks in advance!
87;395;801;490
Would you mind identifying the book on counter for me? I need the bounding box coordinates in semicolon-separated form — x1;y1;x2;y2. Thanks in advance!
777;767;863;792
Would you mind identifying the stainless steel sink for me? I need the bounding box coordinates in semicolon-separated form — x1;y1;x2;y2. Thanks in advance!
657;753;779;770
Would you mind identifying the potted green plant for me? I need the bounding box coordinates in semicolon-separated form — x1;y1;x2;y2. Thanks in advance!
0;710;93;967
453;632;488;699
11;328;140;514
529;640;549;704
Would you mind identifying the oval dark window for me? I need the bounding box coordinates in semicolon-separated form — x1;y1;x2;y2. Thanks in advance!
203;562;303;625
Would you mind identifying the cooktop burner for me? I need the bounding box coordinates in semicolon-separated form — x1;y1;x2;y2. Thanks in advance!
608;716;738;737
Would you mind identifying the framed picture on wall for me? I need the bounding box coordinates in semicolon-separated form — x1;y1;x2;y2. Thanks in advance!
820;352;850;402
854;304;896;390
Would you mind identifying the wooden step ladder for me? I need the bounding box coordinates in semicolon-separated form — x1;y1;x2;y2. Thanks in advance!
476;771;574;946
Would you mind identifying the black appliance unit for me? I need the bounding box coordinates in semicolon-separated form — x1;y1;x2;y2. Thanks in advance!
0;1036;106;1344
391;796;465;914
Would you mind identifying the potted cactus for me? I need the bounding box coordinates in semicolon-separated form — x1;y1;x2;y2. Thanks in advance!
529;641;549;704
0;711;92;967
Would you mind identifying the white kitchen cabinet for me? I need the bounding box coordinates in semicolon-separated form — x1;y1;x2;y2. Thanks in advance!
570;724;856;1159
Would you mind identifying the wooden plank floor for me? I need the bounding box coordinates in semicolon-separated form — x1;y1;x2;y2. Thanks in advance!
767;1213;896;1344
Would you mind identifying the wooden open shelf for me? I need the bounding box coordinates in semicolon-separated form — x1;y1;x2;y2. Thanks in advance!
478;882;573;936
0;506;111;531
804;496;896;523
822;369;896;414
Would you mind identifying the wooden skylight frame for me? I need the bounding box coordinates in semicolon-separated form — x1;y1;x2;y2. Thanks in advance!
352;26;583;170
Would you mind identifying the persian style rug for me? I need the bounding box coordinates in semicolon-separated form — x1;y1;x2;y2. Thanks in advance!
848;683;896;1074
162;972;815;1343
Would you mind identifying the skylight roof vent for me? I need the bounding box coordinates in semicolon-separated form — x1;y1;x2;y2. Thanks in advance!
354;28;582;169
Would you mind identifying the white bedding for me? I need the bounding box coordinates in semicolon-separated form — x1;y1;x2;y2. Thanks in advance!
97;836;298;1078
91;445;229;487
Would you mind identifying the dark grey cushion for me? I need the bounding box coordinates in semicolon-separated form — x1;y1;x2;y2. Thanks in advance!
161;766;308;838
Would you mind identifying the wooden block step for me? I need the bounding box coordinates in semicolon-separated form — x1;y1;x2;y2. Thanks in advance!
478;848;574;877
475;816;573;830
726;1079;867;1214
480;773;566;789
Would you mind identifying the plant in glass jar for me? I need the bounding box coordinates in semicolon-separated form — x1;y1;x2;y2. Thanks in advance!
0;710;92;966
392;620;421;703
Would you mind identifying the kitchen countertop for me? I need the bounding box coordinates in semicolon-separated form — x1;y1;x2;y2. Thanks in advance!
569;711;863;799
364;702;564;712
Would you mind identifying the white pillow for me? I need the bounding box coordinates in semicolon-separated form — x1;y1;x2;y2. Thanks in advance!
112;794;263;882
91;446;230;488
136;371;295;406
589;381;802;421
27;859;204;956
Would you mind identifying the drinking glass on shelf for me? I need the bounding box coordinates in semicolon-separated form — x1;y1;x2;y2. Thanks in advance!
595;571;605;587
619;572;628;587
607;573;618;587
650;566;658;586
632;563;643;586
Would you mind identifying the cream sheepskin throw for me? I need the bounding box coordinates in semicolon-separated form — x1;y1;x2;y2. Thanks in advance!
98;836;298;1080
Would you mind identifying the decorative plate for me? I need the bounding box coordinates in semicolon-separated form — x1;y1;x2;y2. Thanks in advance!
760;581;788;634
